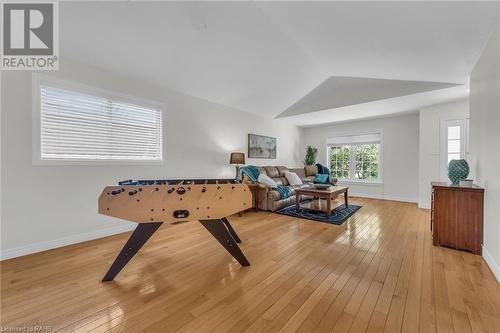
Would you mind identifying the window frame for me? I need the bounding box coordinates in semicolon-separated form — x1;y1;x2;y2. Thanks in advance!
326;130;383;185
353;143;381;181
32;74;165;166
329;145;351;180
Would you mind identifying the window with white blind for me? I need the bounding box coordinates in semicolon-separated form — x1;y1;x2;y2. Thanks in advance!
327;132;382;183
33;75;163;165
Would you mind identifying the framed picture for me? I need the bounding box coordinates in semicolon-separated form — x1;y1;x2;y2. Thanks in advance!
248;134;277;159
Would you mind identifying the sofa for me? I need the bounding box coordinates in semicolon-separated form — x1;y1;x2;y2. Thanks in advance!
249;165;333;211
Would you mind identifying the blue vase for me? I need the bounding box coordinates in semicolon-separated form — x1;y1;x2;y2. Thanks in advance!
448;159;469;185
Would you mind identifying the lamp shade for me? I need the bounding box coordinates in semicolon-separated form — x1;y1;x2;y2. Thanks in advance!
230;152;245;165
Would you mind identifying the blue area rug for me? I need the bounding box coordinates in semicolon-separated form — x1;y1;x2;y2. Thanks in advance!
275;200;362;225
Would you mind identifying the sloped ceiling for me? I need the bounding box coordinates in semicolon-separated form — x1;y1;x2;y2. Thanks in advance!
281;84;470;127
277;77;459;118
59;1;499;125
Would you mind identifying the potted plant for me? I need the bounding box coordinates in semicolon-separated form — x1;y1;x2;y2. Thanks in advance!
303;146;318;166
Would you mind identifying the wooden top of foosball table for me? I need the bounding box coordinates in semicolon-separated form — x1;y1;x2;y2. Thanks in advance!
98;182;252;223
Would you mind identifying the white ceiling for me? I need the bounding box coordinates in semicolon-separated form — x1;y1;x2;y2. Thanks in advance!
60;1;499;126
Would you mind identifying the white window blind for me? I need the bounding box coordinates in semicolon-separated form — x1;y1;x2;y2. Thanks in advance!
327;133;381;146
39;85;162;162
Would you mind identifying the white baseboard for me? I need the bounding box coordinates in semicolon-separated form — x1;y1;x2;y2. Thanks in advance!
0;224;135;260
418;202;431;209
350;192;417;203
0;192;418;260
349;192;384;200
482;245;500;283
383;195;418;203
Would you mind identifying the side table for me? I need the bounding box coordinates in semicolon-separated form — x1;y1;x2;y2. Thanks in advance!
238;183;262;215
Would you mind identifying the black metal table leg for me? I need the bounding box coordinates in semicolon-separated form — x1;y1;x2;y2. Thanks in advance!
199;219;250;266
221;217;241;243
102;222;163;281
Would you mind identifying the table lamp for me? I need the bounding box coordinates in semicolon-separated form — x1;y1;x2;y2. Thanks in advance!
230;152;245;179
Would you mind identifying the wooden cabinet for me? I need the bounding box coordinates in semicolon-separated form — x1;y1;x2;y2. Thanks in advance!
431;182;484;255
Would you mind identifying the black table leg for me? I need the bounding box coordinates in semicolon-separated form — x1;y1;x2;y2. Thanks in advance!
221;217;241;243
102;222;163;281
345;189;349;207
199;219;250;266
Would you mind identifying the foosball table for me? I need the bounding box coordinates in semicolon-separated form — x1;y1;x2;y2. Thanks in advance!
99;179;252;281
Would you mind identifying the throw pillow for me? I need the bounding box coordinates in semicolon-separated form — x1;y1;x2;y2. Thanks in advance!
314;173;329;184
258;173;278;187
284;171;303;186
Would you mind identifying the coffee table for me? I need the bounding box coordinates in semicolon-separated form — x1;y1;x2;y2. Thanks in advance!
295;186;349;216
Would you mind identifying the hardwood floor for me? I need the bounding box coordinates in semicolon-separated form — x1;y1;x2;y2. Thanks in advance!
1;198;499;332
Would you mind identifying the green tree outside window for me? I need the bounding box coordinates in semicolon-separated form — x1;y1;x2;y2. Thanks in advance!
328;144;379;181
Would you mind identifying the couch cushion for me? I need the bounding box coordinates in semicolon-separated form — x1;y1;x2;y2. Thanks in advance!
256;166;267;176
290;168;306;179
314;173;329;184
284;171;303;185
264;166;279;178
258;173;277;187
305;165;318;176
274;178;286;186
279;177;289;186
276;166;289;177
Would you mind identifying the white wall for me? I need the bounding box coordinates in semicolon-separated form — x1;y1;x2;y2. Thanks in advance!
302;114;419;202
0;59;303;259
418;99;470;209
469;21;500;281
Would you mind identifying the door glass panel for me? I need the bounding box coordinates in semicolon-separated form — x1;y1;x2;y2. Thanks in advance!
447;125;461;163
448;126;461;140
448;139;460;153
